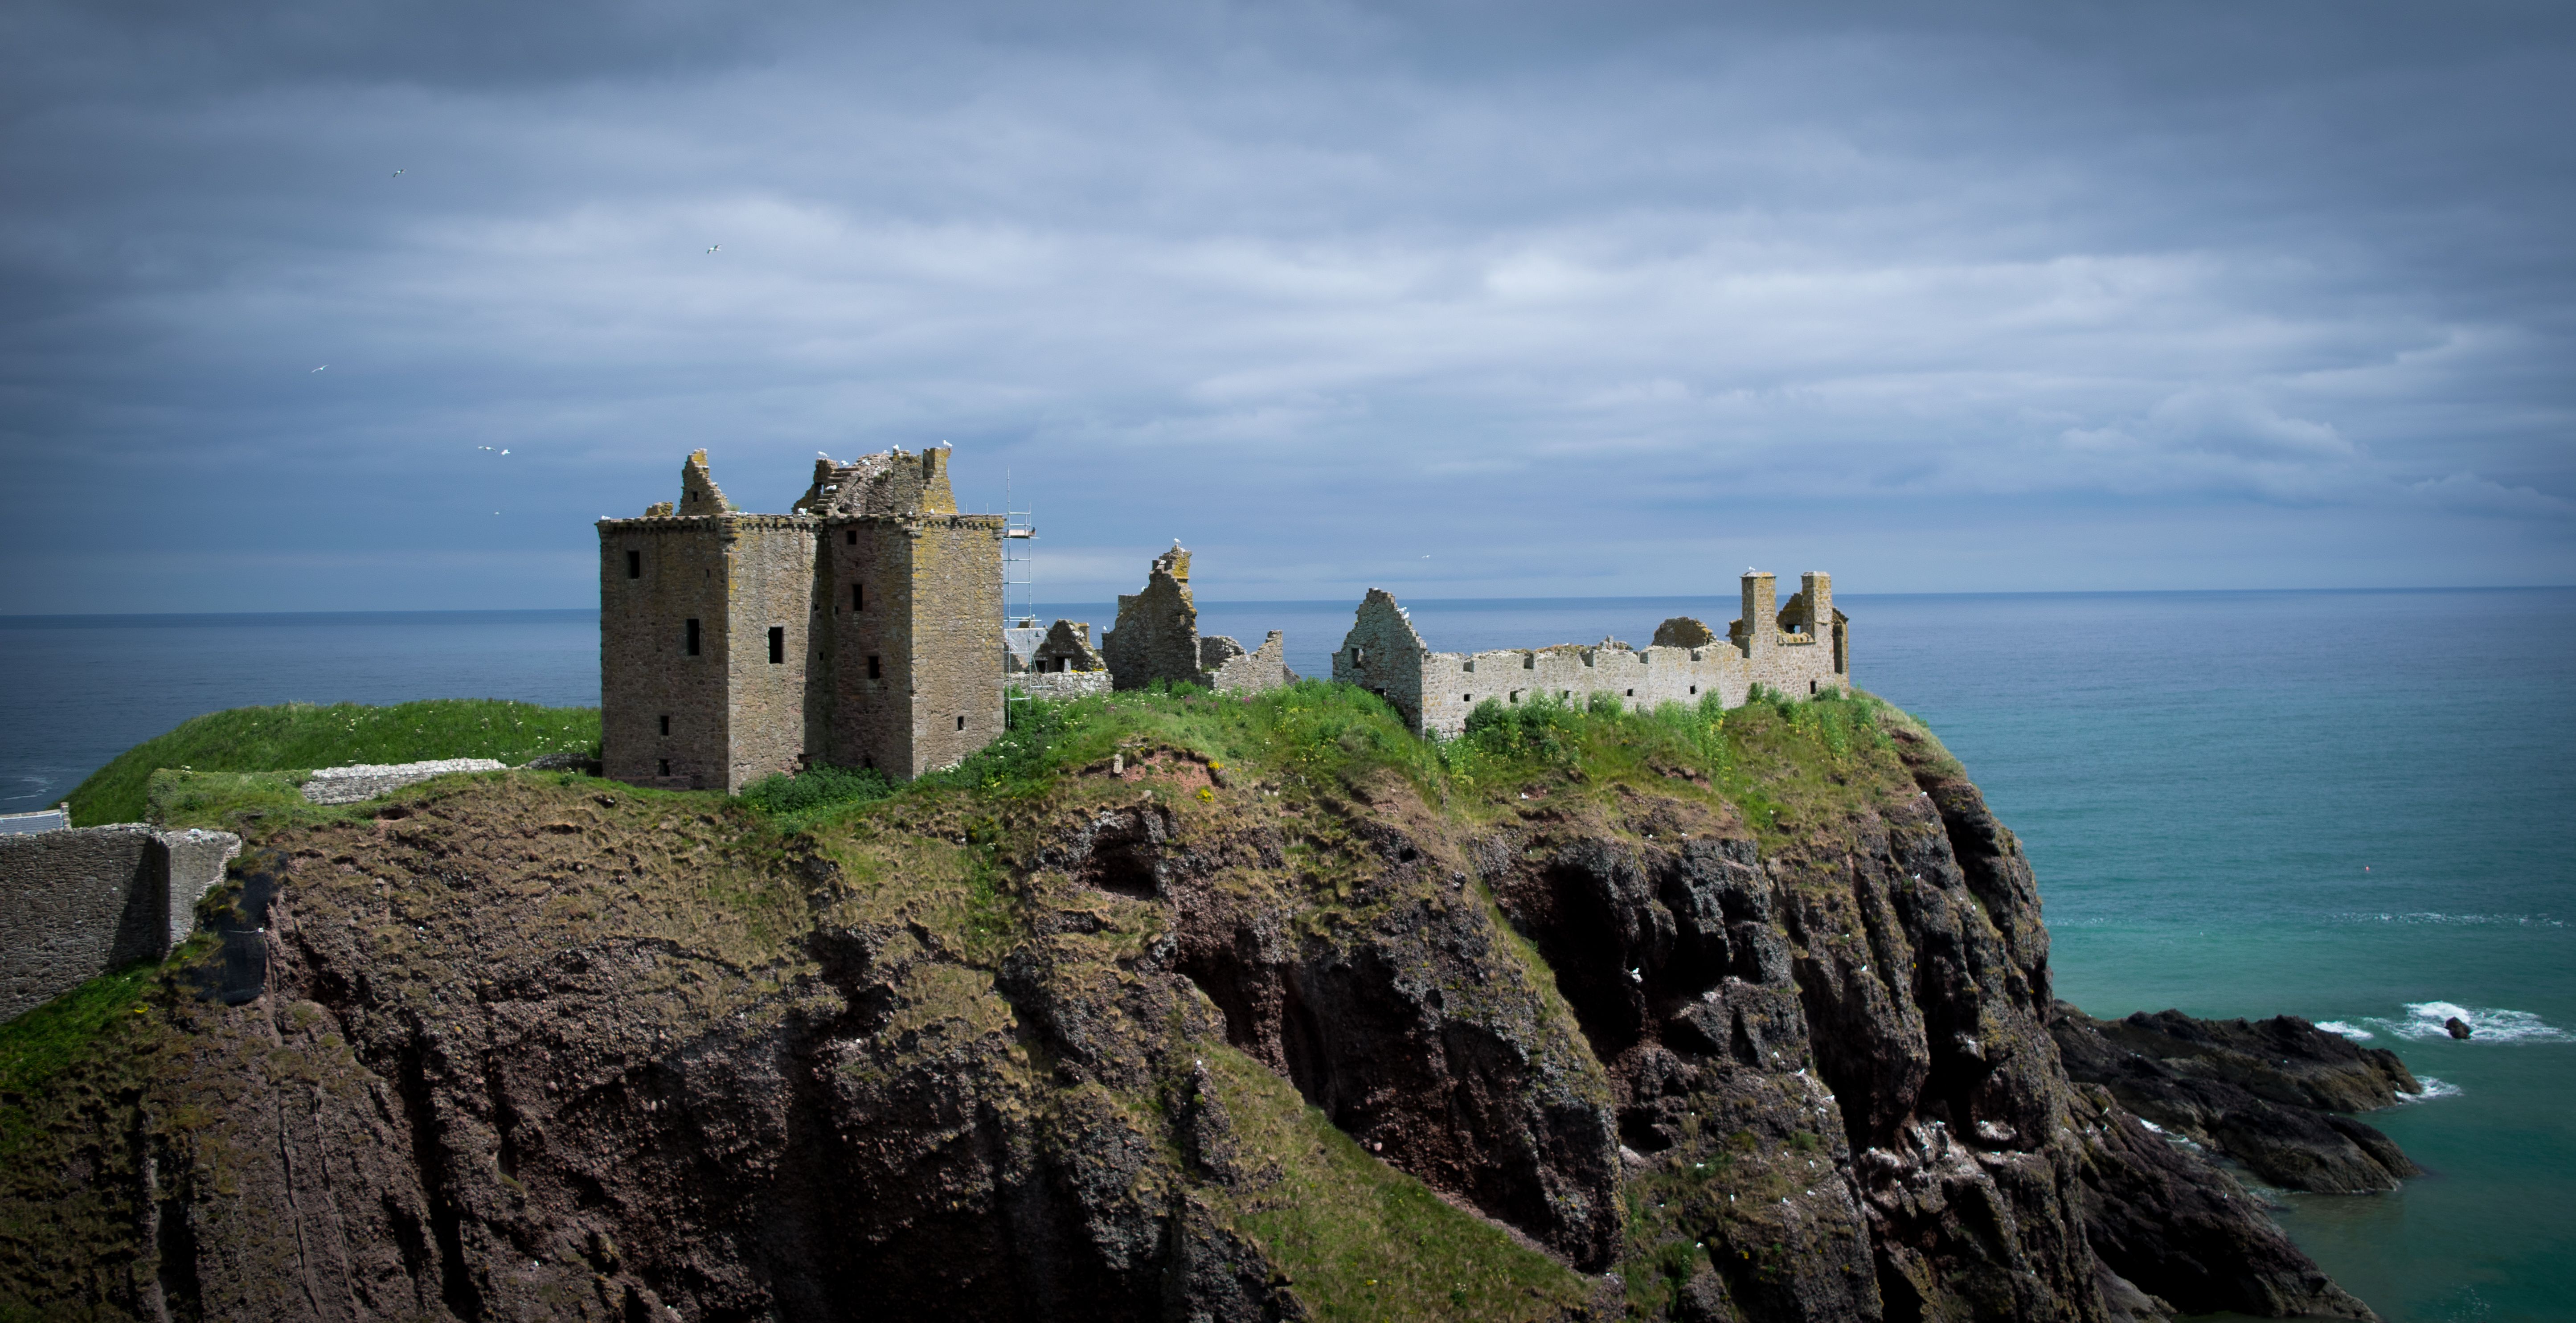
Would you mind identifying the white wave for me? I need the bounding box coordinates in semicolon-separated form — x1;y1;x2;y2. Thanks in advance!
2396;1077;2464;1102
2331;910;2566;928
2313;1020;2373;1040
2363;1002;2576;1044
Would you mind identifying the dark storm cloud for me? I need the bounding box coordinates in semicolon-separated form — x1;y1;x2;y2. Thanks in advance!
2;0;2569;610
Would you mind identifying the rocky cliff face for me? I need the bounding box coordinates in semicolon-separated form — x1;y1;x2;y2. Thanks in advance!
0;696;2395;1321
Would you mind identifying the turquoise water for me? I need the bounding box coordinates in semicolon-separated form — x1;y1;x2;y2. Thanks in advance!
1199;589;2576;1322
4;590;2570;1318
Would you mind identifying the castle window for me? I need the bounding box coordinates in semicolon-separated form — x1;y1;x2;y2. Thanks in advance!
852;583;864;611
956;715;965;731
1810;679;1818;695
626;550;640;579
658;759;671;776
1351;647;1365;667
769;627;786;664
1462;693;1471;703
1626;688;1634;697
845;530;857;546
1509;690;1521;704
685;618;700;655
659;714;670;736
868;654;881;679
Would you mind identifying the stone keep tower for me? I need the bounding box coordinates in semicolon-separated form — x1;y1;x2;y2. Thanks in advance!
598;447;1005;791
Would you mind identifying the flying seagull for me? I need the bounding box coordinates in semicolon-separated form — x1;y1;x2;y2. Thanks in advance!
392;169;405;178
706;244;721;254
311;365;327;373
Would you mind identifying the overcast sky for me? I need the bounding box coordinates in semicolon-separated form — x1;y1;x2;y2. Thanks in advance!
3;0;2570;612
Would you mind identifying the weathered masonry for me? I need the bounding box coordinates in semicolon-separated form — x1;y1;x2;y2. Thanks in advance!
1;826;241;1023
599;448;1005;791
1335;570;1850;737
1098;545;1295;695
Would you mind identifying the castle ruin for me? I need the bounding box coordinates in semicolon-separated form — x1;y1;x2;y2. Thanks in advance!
598;448;1005;791
1334;570;1849;737
1099;545;1294;695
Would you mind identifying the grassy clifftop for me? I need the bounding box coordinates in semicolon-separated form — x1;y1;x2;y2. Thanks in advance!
64;698;598;827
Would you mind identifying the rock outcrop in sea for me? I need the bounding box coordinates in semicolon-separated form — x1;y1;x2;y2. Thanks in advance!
0;692;2406;1320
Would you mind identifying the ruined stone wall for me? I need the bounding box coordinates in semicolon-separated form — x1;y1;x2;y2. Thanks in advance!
599;519;736;790
1;826;240;1022
721;517;820;793
1013;671;1114;700
1206;630;1293;695
902;516;1006;776
1337;573;1850;738
1102;551;1203;691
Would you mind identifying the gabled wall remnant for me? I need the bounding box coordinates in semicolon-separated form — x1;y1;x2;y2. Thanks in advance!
1099;545;1293;695
1335;570;1851;737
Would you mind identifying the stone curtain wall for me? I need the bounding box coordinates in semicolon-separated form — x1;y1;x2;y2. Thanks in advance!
600;518;736;790
1;826;240;1022
1338;573;1851;738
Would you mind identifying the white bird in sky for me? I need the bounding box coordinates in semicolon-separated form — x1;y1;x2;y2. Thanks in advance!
706;244;721;254
311;365;327;373
478;445;494;451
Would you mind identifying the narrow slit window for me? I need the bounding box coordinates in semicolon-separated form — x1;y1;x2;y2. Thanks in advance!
852;583;864;610
868;654;881;679
626;550;641;579
845;530;857;546
1689;685;1698;695
658;714;670;736
684;618;700;656
657;758;670;776
1810;679;1818;695
955;715;965;731
768;626;786;664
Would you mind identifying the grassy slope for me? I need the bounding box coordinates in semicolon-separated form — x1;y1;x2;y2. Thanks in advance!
8;680;1934;1319
64;699;598;827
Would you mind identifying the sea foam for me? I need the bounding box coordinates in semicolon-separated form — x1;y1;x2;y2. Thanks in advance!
2362;1002;2575;1044
2313;1020;2373;1040
2397;1077;2465;1102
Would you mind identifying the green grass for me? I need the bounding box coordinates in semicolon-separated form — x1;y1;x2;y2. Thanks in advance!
65;699;599;827
1203;1044;1592;1321
0;963;153;1159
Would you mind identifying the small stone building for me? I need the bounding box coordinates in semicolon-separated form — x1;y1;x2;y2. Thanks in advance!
598;448;1005;790
1335;570;1850;737
1011;620;1114;700
1098;545;1294;695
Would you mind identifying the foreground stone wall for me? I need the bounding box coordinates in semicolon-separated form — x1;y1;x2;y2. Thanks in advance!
0;826;240;1022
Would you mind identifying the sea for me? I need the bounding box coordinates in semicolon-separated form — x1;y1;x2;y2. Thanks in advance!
2;589;2570;1322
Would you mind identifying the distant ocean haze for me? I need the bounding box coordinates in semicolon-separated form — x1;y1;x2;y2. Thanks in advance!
2;587;2569;1319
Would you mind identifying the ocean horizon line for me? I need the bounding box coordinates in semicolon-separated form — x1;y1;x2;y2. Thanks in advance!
4;582;2570;627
